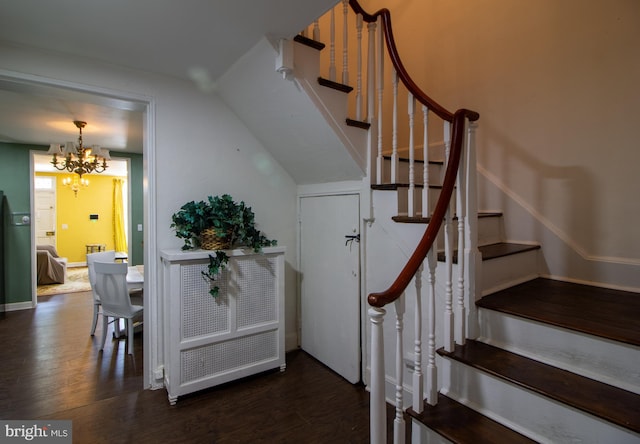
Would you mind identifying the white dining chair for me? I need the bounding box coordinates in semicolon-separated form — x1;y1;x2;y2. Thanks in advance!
86;250;116;335
94;261;143;355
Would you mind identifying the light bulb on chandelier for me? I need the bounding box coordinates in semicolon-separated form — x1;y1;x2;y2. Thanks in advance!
47;120;110;178
62;175;90;197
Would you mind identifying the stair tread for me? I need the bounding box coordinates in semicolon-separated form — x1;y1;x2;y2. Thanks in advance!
408;393;537;443
437;242;540;263
317;76;353;93
392;212;502;224
478;277;640;346
382;154;444;165
293;34;325;51
438;339;640;433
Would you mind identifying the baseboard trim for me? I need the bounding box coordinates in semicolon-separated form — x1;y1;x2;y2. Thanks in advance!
0;300;35;312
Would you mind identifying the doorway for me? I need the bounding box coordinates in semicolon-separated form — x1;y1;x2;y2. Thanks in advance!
299;193;361;384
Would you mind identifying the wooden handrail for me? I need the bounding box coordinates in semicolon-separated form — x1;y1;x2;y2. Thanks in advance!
348;0;479;123
347;0;479;308
368;110;471;307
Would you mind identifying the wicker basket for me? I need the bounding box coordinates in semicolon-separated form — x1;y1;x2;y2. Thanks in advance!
200;227;231;250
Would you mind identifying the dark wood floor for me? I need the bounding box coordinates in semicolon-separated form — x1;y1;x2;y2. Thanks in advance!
0;291;388;443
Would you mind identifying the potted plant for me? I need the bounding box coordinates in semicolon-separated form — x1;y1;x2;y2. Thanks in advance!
171;194;277;296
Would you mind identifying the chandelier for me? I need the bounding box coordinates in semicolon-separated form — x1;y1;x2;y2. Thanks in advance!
62;175;89;197
47;120;110;178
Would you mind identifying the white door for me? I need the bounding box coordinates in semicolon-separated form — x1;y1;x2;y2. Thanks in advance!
300;194;360;383
34;178;57;247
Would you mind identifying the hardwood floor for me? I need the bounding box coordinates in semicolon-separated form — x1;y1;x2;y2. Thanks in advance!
0;291;385;443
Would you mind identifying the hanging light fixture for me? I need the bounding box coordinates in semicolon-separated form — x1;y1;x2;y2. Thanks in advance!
47;120;110;178
62;175;90;197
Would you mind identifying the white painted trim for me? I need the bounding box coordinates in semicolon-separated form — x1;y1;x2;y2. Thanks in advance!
0;301;35;312
479;164;640;267
297;180;363;196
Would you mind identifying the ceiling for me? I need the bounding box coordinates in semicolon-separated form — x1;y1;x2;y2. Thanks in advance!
0;0;336;155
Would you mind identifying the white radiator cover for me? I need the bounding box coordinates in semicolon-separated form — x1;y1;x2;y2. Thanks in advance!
160;247;286;404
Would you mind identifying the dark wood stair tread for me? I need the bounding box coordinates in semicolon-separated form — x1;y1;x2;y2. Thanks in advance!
408;393;537;443
478;278;640;346
317;76;353;93
438;339;640;433
293;34;325;51
346;118;370;129
437;242;540;263
382;154;444;165
392;211;502;224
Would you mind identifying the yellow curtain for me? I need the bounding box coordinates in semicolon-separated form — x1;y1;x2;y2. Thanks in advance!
113;178;128;253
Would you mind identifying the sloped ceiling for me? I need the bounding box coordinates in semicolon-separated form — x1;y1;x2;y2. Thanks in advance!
0;0;337;154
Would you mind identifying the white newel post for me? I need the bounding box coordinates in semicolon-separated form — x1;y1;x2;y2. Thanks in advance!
369;306;386;444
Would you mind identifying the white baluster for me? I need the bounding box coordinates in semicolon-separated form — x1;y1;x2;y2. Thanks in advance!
356;14;363;121
369;307;386;444
422;105;429;217
408;93;416;217
367;21;376;122
455;119;468;345
443;121;454;352
426;248;438;405
413;264;424;412
376;16;384;187
342;0;349;85
394;297;406;444
329;7;336;81
313;20;320;41
391;70;399;184
465;121;481;339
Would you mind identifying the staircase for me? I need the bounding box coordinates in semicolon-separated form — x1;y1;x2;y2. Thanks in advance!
218;1;640;442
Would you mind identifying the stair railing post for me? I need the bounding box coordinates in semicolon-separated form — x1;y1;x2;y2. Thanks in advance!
413;264;424;412
390;70;399;184
313;20;320;41
369;307;387;444
375;15;384;187
408;93;416;217
342;0;349;85
394;296;406;444
356;14;363;122
422;106;430;217
329;6;337;81
443;121;454;352
455;118;468;345
366;21;376;123
426;248;438;405
464;121;481;339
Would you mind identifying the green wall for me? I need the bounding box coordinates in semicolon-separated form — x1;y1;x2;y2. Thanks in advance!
0;143;42;305
0;143;144;306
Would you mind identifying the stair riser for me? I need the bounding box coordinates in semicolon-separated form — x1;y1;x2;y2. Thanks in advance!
481;249;539;295
381;157;444;186
440;359;640;444
477;309;640;395
396;187;456;218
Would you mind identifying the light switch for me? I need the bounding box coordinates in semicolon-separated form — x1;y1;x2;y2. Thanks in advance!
62;224;68;230
137;224;143;232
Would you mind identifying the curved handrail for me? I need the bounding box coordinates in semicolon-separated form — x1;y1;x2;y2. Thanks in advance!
349;0;479;123
347;0;480;308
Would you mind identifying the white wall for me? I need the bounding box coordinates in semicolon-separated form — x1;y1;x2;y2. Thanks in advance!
360;0;640;290
0;43;300;372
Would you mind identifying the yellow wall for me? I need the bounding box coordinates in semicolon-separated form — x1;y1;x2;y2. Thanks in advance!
37;172;121;263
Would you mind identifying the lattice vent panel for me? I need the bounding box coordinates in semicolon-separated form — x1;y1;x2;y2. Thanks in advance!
181;262;229;339
181;330;278;384
235;255;277;329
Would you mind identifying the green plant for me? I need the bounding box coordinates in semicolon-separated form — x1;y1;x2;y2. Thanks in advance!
170;194;277;296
